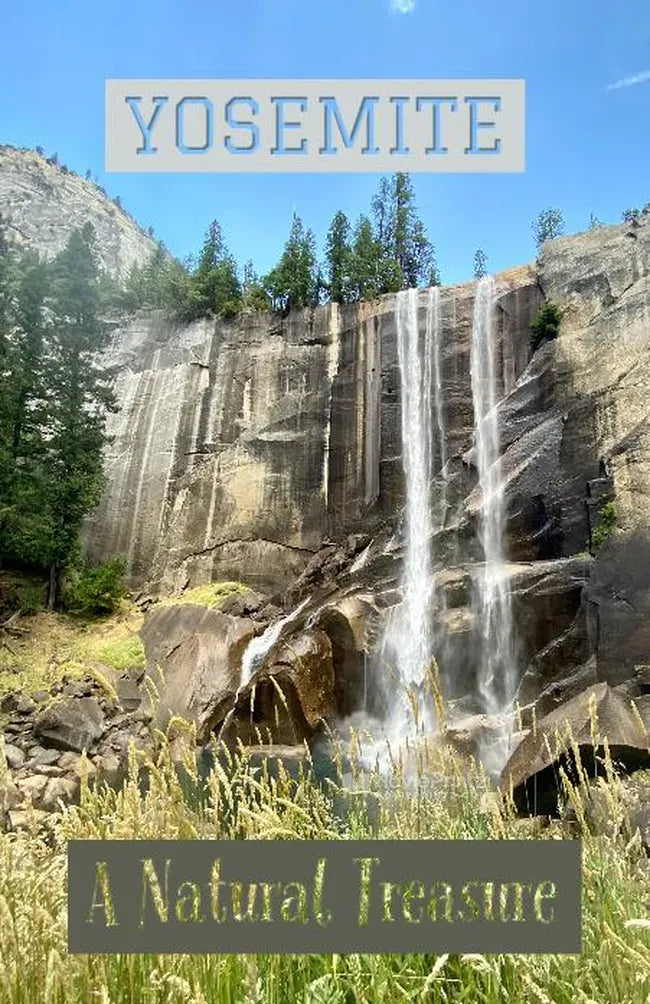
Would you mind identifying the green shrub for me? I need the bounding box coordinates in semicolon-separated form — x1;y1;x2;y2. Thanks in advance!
64;558;126;616
592;501;617;551
530;302;561;352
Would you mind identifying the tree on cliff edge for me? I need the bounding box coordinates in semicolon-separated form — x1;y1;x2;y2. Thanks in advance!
264;214;319;312
325;211;353;304
190;220;242;319
533;208;565;252
371;173;437;290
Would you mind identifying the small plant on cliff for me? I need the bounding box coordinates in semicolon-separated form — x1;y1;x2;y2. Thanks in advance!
64;558;126;616
530;302;561;352
592;501;617;551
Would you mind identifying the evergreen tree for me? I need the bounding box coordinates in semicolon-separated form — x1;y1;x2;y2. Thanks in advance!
349;215;383;301
371;173;435;291
0;229;16;550
242;260;269;312
473;248;488;280
40;225;116;606
325;211;353;304
264;214;318;312
190;220;242;319
533;208;565;251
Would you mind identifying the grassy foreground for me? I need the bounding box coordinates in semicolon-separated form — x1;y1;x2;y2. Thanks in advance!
0;732;647;1004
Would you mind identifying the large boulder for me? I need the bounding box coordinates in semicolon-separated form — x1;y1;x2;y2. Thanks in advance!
222;628;335;745
501;682;650;814
141;603;257;740
34;697;105;753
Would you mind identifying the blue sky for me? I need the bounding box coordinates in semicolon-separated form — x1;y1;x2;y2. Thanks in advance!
1;0;649;284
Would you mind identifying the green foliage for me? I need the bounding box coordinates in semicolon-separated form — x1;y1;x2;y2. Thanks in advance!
324;210;353;304
242;260;269;312
64;558;127;616
110;173;440;322
348;215;383;301
530;302;561;352
161;580;247;609
592;501;617;551
0;226;116;603
93;633;145;671
473;248;488;279
263;214;319;312
533;207;565;251
189;220;243;318
371;172;436;290
622;208;642;224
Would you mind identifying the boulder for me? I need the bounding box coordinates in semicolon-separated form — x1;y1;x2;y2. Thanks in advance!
222;628;335;745
501;682;650;814
39;776;79;812
3;744;25;770
34;697;105;753
141;603;257;740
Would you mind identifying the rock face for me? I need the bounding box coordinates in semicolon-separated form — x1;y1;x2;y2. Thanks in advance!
0;146;156;278
84;269;540;595
81;215;650;732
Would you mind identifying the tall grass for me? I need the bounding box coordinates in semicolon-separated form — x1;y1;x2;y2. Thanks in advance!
0;726;647;1003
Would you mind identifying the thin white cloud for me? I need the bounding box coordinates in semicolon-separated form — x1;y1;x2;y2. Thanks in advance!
607;69;650;91
390;0;416;13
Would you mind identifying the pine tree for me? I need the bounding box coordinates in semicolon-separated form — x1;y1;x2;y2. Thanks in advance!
41;225;116;606
473;248;488;280
325;211;353;304
242;260;269;312
371;173;435;291
264;214;318;312
190;221;242;319
533;208;565;251
347;216;383;301
0;229;16;551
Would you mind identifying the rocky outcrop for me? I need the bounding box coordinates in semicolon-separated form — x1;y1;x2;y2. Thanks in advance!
141;604;256;739
84;267;541;595
141;601;337;745
0;145;156;278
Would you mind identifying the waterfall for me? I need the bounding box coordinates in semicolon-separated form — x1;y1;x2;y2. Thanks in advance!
470;276;515;735
430;286;447;526
381;287;442;736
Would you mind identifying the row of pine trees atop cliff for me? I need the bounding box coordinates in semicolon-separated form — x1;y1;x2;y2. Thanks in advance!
120;172;442;320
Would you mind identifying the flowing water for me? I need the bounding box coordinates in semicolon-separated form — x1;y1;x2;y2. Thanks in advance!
217;597;311;742
380;287;444;737
470;276;515;761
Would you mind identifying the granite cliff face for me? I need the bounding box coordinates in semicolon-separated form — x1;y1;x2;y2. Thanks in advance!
84;216;650;739
86;268;540;594
0;146;156;278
